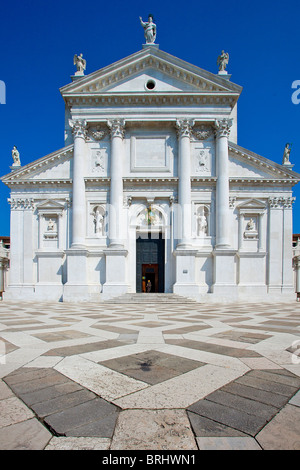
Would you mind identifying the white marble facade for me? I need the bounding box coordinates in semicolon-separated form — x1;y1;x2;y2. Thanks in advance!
2;44;300;302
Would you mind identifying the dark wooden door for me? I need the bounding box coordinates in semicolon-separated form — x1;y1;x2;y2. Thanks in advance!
136;233;165;293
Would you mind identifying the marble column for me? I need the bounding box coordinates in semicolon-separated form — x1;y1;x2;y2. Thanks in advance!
102;119;128;297
107;119;125;247
214;118;232;248
176;119;194;247
69;119;88;247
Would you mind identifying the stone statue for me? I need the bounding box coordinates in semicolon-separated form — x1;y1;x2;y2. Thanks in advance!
282;143;292;164
94;209;103;234
47;219;55;231
73;53;86;75
217;50;229;72
197;215;208;236
246;218;255;231
139;15;156;44
12;146;21;166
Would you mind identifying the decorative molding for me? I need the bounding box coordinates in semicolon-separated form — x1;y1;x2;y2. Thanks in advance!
87;126;108;142
8;198;34;210
65;93;238;108
192;125;214;141
268;196;295;209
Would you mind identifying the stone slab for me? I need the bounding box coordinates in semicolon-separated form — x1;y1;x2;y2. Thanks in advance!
110;409;197;450
0;418;52;450
0;396;34;427
45;436;111;450
196;436;262;450
256;404;300;450
44;398;119;437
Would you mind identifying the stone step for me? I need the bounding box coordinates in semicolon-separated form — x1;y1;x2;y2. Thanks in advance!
105;293;197;304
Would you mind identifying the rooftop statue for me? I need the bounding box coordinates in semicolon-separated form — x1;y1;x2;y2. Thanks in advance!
73;53;86;75
139;14;156;44
12;146;21;166
282;143;292;165
217;50;229;72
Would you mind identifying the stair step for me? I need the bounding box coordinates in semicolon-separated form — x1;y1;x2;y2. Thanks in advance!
104;293;197;304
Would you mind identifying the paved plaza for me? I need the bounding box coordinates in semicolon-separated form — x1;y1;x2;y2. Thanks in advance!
0;295;300;450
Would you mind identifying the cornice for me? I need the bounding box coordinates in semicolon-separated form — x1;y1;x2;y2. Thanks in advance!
64;92;239;108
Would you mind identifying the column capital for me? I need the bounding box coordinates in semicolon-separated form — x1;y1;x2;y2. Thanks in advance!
214;118;233;138
69;119;88;140
176;119;195;138
107;119;126;139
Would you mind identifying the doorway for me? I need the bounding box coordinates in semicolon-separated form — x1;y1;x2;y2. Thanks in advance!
142;264;158;292
136;233;165;293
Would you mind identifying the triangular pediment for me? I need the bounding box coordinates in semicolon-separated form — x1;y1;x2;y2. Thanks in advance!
236;198;267;210
1;145;73;186
228;142;300;183
60;47;242;98
36;199;66;210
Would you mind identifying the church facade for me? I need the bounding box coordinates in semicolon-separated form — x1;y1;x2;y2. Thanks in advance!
2;39;300;302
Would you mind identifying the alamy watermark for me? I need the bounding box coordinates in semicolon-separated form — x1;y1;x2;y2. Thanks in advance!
0;80;5;104
292;80;300;104
291;340;300;364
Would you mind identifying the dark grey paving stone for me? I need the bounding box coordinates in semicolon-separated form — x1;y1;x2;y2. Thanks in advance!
31;389;96;417
4;367;58;385
165;339;262;358
187;412;247;438
65;412;119;438
187;399;269;436
249;370;300;388
221;382;290;409
100;350;204;385
205;390;278;419
236;375;299;397
6;372;69;395
44;398;119;436
20;381;83;406
43;339;131;357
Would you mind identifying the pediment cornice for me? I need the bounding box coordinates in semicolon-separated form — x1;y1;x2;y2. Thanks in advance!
60;48;242;101
1;145;74;186
229;142;300;184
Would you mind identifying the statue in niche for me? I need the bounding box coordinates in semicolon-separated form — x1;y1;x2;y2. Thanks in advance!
73;53;86;74
246;218;255;231
94;208;104;235
197;206;208;236
47;219;55;231
282;143;292;164
197;215;208;236
139;15;156;44
12;146;21;166
217;50;229;72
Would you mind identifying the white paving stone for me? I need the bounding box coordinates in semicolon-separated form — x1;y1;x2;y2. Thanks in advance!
54;355;149;401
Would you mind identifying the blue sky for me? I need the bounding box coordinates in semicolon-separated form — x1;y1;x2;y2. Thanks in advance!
0;0;299;236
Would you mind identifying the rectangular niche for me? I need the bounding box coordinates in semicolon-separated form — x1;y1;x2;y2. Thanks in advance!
130;135;171;172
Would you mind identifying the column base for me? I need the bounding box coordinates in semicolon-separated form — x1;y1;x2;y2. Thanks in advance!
102;247;128;297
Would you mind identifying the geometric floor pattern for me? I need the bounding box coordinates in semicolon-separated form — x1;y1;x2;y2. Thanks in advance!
1;298;300;450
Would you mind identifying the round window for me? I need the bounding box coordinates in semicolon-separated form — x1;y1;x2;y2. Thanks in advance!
145;79;156;90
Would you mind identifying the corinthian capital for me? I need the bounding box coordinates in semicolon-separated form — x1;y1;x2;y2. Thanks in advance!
176;119;195;138
214;118;233;138
69;119;88;140
107;119;125;139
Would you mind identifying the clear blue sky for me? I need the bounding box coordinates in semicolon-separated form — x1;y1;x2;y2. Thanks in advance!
0;0;300;236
